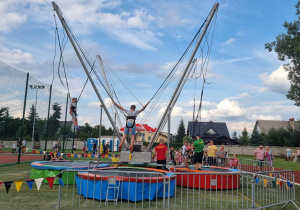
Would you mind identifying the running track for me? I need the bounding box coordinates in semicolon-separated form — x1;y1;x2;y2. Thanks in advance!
0;154;44;164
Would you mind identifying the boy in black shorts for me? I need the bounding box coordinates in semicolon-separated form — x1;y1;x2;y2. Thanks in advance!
193;135;204;170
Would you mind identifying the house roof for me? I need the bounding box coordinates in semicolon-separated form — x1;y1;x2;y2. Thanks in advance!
254;120;299;134
187;121;230;139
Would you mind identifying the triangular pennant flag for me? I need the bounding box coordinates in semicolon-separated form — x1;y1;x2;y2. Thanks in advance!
35;178;44;191
88;154;91;158
285;183;289;190
58;178;64;186
32;149;35;153
46;177;55;189
105;154;108;158
57;153;60;156
26;180;34;190
290;183;293;188
85;154;88;158
276;180;280;185
54;152;57;157
36;150;39;154
60;153;64;157
67;154;70;158
50;152;53;155
15;181;23;192
287;181;290;187
75;154;78;158
279;181;283;188
109;154;111;157
71;154;74;158
271;180;276;188
4;182;13;194
263;179;268;187
43;151;46;155
269;173;272;177
102;154;105;158
39;150;43;154
91;154;94;158
26;148;29;152
78;155;81;158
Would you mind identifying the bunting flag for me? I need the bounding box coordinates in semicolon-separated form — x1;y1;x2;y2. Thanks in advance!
269;173;272;177
78;155;81;158
26;148;29;152
39;151;43;154
75;154;78;158
46;177;55;189
263;179;268;187
54;152;57;157
71;154;74;158
91;154;94;158
279;181;283;188
67;154;70;158
271;180;276;188
60;153;64;157
43;151;46;155
57;153;60;156
0;182;3;187
15;181;23;192
285;182;289;190
58;178;64;186
26;180;34;190
287;181;290;187
290;183;293;188
35;178;44;191
4;182;13;194
88;154;91;158
102;154;105;158
50;152;53;155
32;149;35;153
276;179;280;185
85;154;88;158
109;154;111;157
105;154;108;158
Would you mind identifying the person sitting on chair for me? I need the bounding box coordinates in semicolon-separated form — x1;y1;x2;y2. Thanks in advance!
112;100;150;153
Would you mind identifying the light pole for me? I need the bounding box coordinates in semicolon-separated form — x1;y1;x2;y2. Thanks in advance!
29;84;45;149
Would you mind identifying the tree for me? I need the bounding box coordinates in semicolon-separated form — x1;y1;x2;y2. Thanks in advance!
48;103;62;138
175;119;186;143
183;135;193;142
232;130;238;142
27;104;39;140
238;127;250;146
265;1;300;106
250;130;263;146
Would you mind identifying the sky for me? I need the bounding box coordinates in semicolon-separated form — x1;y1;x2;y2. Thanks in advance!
0;0;299;137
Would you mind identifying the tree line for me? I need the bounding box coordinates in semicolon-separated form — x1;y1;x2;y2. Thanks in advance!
0;104;114;142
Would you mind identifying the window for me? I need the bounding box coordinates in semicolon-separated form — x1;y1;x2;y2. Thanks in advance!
139;133;142;137
148;137;151;141
205;128;217;135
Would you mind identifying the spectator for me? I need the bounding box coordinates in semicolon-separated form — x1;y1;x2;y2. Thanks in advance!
216;145;227;167
53;140;57;151
152;139;168;169
265;146;274;167
0;142;3;150
182;141;190;169
254;145;265;171
207;141;217;166
231;154;239;169
169;146;175;165
193;135;204;170
102;141;106;154
22;139;26;153
202;151;208;166
83;141;87;154
73;144;77;150
92;142;97;155
12;142;16;154
106;143;110;154
286;146;292;161
296;148;300;162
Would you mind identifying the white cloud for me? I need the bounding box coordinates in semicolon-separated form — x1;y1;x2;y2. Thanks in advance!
248;114;282;121
222;38;235;45
0;47;34;64
259;65;290;94
203;99;243;119
237;31;244;36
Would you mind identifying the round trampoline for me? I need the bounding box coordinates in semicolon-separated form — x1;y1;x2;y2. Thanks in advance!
170;166;240;190
76;167;175;202
30;161;109;184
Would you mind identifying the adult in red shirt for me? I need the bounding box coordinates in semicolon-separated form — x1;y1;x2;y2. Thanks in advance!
153;139;168;168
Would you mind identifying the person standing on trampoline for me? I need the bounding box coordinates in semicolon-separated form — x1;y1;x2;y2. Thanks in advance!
193;135;204;170
113;100;150;153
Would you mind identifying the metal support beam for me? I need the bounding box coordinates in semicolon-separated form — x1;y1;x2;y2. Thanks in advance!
146;3;219;151
52;2;121;142
97;105;102;162
44;84;52;160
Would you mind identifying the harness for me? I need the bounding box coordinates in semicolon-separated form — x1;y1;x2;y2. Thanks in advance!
126;116;136;128
71;105;78;116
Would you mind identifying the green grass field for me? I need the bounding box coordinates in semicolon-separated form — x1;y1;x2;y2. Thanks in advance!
0;158;300;210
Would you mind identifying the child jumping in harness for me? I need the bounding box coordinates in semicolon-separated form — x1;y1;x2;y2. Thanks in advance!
113;100;150;153
70;97;80;130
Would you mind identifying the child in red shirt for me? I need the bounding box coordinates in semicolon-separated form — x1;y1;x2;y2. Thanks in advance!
231;154;239;169
153;139;168;169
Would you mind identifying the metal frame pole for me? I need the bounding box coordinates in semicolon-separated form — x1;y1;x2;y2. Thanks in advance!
62;93;69;153
167;108;170;163
18;72;29;164
112;112;116;155
72;126;75;153
97;105;103;162
31;88;38;149
52;2;121;142
146;3;219;151
44;85;52;160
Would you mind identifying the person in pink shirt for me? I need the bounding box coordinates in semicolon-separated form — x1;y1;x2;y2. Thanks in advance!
254;145;265;171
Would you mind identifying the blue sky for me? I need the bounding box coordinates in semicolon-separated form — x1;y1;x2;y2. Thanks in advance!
0;0;299;136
